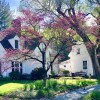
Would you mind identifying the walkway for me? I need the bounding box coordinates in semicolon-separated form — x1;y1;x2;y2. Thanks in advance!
52;85;100;100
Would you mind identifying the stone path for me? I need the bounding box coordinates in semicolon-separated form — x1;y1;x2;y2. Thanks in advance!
51;85;100;100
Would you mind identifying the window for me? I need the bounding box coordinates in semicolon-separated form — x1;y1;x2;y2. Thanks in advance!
24;41;27;49
15;61;19;72
64;65;66;67
83;61;87;69
77;48;80;54
15;40;18;49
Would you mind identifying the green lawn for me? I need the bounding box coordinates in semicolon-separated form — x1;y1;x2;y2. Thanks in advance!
0;78;33;96
0;83;23;95
0;77;99;99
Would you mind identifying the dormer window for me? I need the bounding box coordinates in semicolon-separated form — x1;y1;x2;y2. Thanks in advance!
77;48;80;54
15;40;18;49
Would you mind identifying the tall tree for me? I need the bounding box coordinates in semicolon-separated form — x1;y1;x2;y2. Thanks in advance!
2;10;73;85
20;0;100;76
0;0;12;30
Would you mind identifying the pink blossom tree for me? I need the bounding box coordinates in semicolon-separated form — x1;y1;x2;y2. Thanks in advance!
20;0;100;76
1;9;73;85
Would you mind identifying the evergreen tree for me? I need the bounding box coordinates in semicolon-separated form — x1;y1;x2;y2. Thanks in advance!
0;0;12;30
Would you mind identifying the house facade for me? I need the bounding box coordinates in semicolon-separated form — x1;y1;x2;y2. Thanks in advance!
0;33;59;77
59;42;94;76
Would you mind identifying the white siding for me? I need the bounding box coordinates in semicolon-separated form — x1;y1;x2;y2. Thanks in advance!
59;42;94;76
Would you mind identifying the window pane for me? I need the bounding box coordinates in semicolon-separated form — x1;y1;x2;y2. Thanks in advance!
15;40;18;49
83;61;87;69
77;48;80;54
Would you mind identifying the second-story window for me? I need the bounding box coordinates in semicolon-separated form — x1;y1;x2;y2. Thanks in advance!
15;40;18;49
64;65;66;67
77;48;80;54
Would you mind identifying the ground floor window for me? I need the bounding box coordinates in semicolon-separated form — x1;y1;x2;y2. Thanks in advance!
83;61;87;69
12;61;22;74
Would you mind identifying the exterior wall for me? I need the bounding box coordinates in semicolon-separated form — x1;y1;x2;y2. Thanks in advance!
0;35;20;77
59;60;71;71
1;61;12;77
22;43;59;76
69;43;93;75
22;60;42;74
0;38;59;77
59;42;94;76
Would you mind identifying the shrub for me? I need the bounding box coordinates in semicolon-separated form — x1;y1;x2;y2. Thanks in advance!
82;91;100;100
36;90;48;99
46;80;52;88
50;79;58;90
29;83;34;91
34;80;44;90
63;79;67;87
23;84;28;91
9;71;21;80
63;70;70;77
31;68;45;80
21;73;31;80
76;80;88;87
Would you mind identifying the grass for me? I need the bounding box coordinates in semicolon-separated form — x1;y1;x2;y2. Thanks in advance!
0;83;23;96
0;77;99;99
80;91;100;100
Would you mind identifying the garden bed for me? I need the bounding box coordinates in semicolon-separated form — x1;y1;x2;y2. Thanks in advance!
0;77;98;99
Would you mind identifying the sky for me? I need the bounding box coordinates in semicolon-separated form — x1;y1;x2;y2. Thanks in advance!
5;0;21;18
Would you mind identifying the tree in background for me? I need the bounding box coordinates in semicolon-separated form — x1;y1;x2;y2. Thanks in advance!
0;0;12;30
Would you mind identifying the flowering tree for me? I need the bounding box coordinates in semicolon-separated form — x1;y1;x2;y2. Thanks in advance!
20;0;100;76
1;9;74;85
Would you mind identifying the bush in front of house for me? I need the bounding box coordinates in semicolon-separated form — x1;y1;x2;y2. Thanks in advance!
31;68;45;80
46;79;58;90
59;69;70;77
21;73;31;80
81;91;100;100
23;84;28;91
63;70;70;76
34;80;44;90
9;71;21;80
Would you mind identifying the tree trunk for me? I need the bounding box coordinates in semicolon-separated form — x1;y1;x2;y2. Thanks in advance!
42;52;47;86
74;27;100;76
90;46;100;76
43;72;47;86
56;8;100;76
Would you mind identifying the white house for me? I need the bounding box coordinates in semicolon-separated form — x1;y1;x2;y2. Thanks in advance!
0;33;59;77
59;42;94;76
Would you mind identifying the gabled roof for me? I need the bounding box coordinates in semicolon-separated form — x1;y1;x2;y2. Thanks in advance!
4;33;16;40
0;33;16;50
0;40;13;49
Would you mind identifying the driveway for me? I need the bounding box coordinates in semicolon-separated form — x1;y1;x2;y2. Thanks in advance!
52;85;100;100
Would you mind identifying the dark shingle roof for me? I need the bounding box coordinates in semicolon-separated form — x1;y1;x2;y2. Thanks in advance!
0;33;16;49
